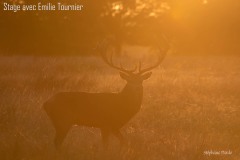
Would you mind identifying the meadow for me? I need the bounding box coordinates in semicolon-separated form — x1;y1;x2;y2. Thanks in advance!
0;55;239;160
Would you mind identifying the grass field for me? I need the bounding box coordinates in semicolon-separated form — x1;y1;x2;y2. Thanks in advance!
0;55;239;160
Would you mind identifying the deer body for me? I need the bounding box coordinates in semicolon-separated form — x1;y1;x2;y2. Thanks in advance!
44;82;144;147
43;42;167;148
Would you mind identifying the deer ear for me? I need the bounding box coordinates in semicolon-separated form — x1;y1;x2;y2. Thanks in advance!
141;72;152;80
119;72;130;81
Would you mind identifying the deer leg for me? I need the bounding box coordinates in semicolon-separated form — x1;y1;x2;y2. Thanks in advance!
101;129;110;148
54;126;69;150
112;130;126;146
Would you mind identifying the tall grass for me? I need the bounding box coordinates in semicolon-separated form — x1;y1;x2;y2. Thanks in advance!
0;55;239;160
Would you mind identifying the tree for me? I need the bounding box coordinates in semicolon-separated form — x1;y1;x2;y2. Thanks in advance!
0;0;171;55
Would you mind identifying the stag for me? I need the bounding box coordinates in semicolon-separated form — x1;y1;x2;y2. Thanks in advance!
43;43;168;148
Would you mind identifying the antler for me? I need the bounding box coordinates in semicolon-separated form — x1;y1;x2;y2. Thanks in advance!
97;40;137;75
137;47;168;75
136;34;169;74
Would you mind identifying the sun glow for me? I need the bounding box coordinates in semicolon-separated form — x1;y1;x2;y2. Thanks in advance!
112;2;123;12
111;2;123;16
203;0;208;5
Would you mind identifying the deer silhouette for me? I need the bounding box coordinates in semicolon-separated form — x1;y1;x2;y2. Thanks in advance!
43;43;167;148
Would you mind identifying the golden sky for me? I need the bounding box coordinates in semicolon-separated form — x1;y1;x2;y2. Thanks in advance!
167;0;240;54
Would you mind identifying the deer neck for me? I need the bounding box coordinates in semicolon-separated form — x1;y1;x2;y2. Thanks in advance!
120;83;143;107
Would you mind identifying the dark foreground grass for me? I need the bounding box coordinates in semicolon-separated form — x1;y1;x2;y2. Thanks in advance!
0;55;239;160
